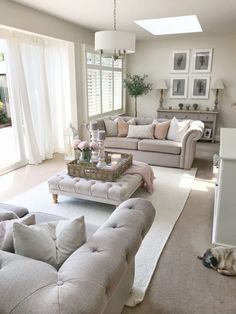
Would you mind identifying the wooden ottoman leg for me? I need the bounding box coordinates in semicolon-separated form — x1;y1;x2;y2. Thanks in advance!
52;194;58;204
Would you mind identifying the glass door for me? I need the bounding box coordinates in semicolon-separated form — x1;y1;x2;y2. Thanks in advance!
0;39;27;174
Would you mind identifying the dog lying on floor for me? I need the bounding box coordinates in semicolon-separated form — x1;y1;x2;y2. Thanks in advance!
198;246;236;276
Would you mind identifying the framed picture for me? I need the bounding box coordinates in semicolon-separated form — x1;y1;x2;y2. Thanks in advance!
171;50;190;73
192;49;213;73
170;77;188;98
203;128;212;139
190;76;210;99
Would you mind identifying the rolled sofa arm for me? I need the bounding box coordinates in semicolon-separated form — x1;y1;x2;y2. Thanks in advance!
0;198;155;314
180;120;204;169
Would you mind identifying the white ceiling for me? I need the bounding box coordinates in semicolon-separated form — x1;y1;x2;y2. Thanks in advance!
13;0;236;40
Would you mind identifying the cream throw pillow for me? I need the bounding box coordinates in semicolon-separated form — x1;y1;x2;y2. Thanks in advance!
167;117;190;142
152;120;170;140
13;216;86;269
104;118;118;137
127;124;154;139
0;214;35;252
117;118;136;137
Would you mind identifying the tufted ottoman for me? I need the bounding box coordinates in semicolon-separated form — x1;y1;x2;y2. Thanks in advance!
48;170;142;205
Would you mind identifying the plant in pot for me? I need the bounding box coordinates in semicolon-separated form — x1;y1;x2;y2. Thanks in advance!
124;74;152;117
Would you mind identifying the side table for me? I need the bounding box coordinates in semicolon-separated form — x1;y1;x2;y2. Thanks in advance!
157;109;218;143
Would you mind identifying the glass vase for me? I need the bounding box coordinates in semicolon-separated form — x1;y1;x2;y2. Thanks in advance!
79;150;91;163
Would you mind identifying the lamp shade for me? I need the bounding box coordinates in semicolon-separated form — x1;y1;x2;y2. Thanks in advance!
212;79;224;90
156;79;168;90
95;30;136;54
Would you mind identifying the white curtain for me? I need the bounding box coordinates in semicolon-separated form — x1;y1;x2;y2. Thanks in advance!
5;31;73;164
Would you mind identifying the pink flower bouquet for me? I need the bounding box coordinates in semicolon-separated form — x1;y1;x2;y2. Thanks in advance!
73;139;98;152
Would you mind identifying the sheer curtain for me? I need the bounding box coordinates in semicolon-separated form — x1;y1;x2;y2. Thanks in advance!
5;31;73;164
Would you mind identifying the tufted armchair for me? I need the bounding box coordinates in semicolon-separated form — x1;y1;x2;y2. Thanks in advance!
0;198;155;314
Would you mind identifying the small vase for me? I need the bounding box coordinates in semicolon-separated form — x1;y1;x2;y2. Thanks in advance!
79;150;91;163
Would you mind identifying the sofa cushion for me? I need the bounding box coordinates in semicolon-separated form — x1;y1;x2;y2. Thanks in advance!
138;139;182;155
105;137;139;150
167;117;190;142
0;203;28;218
153;120;171;140
13;216;86;269
0;214;35;252
104;118;118;136
0;210;18;221
117;117;136;137
127;124;154;139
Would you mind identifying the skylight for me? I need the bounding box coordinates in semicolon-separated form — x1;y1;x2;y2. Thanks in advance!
135;15;202;36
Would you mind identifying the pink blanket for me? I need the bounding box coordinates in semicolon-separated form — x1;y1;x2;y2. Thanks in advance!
124;161;155;193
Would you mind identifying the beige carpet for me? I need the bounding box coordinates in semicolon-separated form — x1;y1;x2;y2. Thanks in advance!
7;166;196;306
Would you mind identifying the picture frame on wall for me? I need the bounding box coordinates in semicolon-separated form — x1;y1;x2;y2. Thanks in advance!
171;50;190;73
170;77;188;98
190;76;210;99
192;48;213;73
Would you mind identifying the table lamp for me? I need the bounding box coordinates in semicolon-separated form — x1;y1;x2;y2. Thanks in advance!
156;79;168;109
212;79;224;111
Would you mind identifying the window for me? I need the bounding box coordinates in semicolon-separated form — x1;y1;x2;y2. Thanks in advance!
86;50;124;118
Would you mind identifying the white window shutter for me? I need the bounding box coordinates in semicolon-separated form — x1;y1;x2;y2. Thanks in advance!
86;51;123;118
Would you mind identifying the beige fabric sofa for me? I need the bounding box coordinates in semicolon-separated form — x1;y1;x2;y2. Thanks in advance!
96;116;204;169
0;198;155;314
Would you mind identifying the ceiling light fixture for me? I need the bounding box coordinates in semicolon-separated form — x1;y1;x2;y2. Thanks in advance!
94;0;135;60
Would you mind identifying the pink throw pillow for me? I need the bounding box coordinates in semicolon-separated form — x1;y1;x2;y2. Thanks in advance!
117;118;136;137
153;120;170;140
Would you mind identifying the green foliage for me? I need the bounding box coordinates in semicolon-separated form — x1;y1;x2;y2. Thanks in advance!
0;52;4;63
123;74;152;98
123;74;152;117
0;101;11;125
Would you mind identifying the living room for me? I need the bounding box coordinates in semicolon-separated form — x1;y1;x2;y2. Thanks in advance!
0;0;236;313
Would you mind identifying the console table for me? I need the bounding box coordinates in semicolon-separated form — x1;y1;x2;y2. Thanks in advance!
157;109;218;143
212;128;236;246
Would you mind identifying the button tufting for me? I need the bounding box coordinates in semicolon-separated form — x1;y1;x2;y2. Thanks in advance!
57;281;64;286
126;252;129;261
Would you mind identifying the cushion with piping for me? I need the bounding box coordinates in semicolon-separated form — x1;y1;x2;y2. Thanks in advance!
127;124;154;139
0;214;35;252
0;203;28;218
117;118;136;137
13;216;86;269
104;118;118;137
167;117;190;142
0;210;18;222
152;120;171;140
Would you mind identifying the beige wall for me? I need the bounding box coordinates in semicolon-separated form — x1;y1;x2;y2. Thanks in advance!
0;0;94;129
127;34;236;137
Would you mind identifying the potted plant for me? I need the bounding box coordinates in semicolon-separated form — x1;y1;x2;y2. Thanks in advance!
124;74;152;117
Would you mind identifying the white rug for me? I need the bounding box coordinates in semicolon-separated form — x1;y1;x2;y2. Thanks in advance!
7;166;197;306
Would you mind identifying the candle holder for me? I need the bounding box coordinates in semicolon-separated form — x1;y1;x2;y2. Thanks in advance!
96;130;106;169
96;140;106;168
90;129;99;163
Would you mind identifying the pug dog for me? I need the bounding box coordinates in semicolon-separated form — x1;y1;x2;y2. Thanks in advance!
198;246;236;276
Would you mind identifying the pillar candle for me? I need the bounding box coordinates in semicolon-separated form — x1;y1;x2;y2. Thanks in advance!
90;121;98;130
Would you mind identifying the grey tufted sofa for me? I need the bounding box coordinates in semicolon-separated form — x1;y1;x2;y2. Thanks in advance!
0;198;155;314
